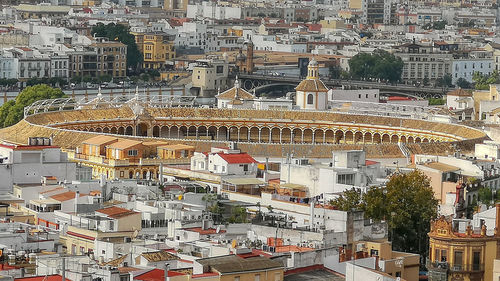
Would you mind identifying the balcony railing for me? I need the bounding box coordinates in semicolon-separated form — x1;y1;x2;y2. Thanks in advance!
427;261;484;272
449;263;484;272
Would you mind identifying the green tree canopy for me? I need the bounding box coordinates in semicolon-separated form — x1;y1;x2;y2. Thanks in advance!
348;50;403;83
423;20;447;30
0;84;65;128
473;70;500;90
455;77;472;89
329;65;342;79
330;170;438;257
91;23;142;72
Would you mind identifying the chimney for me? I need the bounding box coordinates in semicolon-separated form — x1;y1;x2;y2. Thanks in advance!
74;191;79;214
164;263;170;281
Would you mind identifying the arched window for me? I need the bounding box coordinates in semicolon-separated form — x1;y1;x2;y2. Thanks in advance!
307;94;314;105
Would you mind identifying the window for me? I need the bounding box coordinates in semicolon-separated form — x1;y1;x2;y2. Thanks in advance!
255;274;260;281
234;277;240;281
473;251;481;270
441;249;447;262
128;150;138;156
307;94;314;105
274;273;280;281
454;251;463;267
243;164;248;172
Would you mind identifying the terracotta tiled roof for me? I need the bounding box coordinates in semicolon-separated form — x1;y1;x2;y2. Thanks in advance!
295;79;328;92
140;251;179;262
135;269;185;281
446;88;472;97
107;139;142;150
102;254;128;266
216;87;254;101
183;227;226;235
16;276;70;281
82;135;118;145
96;206;138;219
50;191;85;202
216;152;257;164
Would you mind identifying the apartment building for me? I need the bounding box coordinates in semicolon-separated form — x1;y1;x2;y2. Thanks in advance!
90;38;127;78
133;32;176;69
394;42;452;83
191;56;229;97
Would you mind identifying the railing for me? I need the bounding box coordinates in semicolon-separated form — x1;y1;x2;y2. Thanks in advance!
449;263;484;272
427;261;484;272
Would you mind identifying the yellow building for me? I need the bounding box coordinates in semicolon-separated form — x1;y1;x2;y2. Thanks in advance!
69;135;191;180
319;18;347;31
428;210;500;281
159;70;190;82
353;240;419;281
133;32;176;69
164;0;189;11
349;0;362;9
473;84;500;120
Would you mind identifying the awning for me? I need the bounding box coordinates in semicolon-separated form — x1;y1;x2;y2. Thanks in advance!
222;178;265;185
280;183;307;190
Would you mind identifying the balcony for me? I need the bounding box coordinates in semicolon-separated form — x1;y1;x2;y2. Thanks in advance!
449;263;484;272
427;261;484;273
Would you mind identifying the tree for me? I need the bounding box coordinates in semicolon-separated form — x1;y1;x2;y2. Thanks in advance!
436;74;453;88
331;171;438;258
98;74;112;83
423;20;447;30
330;187;364;211
455;77;472;89
328;65;341;79
348;50;403;83
229;206;248;223
423;76;429;86
0;84;65;127
82;75;93;83
478;186;493;205
70;76;82;84
91;23;142;72
473;71;500;90
428;98;445;105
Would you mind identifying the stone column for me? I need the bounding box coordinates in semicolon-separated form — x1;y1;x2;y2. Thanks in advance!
258;129;262;143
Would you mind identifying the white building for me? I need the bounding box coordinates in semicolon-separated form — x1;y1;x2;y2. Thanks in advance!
0;138;76;194
0;50;18;79
452;58;492;84
295;59;329;110
191;145;258;176
329;89;379;103
186;2;241;20
252;34;307;53
280;151;383;197
50;53;69;80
